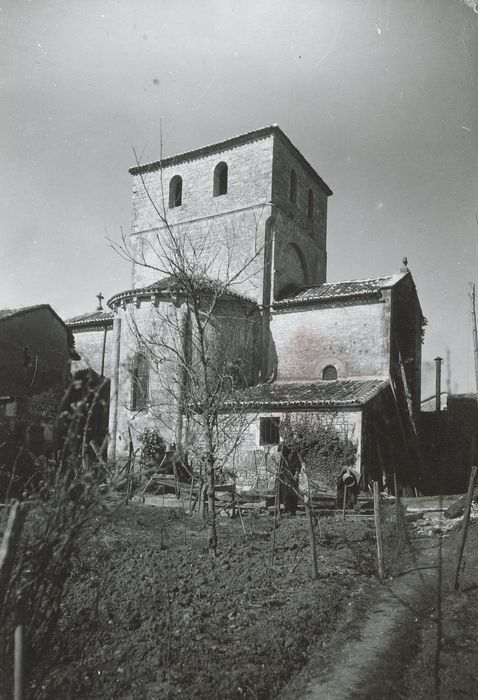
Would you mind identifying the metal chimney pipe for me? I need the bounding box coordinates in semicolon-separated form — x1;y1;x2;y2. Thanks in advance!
434;356;443;412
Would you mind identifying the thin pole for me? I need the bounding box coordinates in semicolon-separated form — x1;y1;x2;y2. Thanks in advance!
394;471;401;540
434;357;443;412
237;504;247;535
453;465;478;591
0;503;28;606
107;315;121;462
14;624;23;700
188;478;194;513
373;481;385;581
271;467;280;565
342;484;348;521
471;283;478;397
100;326;107;376
304;492;318;579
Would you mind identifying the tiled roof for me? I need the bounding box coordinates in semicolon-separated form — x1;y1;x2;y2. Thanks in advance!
107;276;257;309
0;304;75;338
0;304;57;321
129;125;333;196
228;379;390;409
66;310;114;328
274;273;407;308
0;304;79;365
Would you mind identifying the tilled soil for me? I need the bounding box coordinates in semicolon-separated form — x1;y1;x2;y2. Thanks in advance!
280;508;478;700
401;522;478;699
31;505;387;699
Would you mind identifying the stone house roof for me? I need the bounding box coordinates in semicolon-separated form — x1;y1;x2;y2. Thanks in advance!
66;310;114;329
128;124;333;196
1;304;65;325
228;378;389;410
0;304;79;359
107;276;258;310
274;273;408;309
0;304;79;397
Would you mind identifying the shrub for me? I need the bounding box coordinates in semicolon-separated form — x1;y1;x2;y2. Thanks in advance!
0;379;118;697
138;428;167;470
280;413;357;492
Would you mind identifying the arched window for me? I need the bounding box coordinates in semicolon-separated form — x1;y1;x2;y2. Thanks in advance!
289;169;297;203
322;365;338;380
131;352;149;410
169;175;182;208
307;189;314;222
213;162;228;196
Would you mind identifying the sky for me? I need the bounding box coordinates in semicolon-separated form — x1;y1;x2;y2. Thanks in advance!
1;0;477;397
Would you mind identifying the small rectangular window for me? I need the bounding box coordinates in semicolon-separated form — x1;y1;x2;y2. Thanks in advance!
259;417;280;445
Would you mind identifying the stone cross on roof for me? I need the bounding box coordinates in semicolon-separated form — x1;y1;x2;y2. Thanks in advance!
96;292;104;311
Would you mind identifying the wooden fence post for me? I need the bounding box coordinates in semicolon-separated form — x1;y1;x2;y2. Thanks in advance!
373;481;385;581
342;484;348;521
0;502;28;607
304;492;318;580
14;624;24;700
453;465;478;591
393;471;401;540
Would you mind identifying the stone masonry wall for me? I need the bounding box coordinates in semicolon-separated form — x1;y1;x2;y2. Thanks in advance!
0;308;71;396
231;409;362;491
271;296;392;381
271;135;328;298
111;296;261;463
130;135;275;302
112;300;180;461
71;327;112;377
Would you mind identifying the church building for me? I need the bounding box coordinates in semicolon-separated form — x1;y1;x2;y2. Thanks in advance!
67;125;425;493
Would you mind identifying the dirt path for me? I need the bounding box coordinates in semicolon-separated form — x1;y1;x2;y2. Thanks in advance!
281;513;478;699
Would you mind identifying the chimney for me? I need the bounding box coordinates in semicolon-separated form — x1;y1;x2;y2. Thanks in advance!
434;356;443;412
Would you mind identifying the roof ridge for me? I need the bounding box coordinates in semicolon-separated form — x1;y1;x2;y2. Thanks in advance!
0;303;52;320
322;275;397;286
66;309;115;328
107;277;258;308
274;273;410;308
0;304;70;331
131;124;279;172
225;378;390;409
128;125;333;195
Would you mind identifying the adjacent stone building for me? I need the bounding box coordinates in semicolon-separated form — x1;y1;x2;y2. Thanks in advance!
66;296;114;377
232;272;424;491
68;125;425;492
0;304;78;447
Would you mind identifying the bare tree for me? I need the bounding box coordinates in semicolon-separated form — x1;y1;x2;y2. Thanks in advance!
110;148;268;554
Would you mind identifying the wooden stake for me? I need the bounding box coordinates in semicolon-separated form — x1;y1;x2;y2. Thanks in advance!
342;484;348;520
237;504;247;535
394;471;401;539
453;465;478;591
271;468;280;565
188;478;194;513
470;283;478;397
304;493;318;579
373;481;385;581
14;624;23;700
0;502;28;607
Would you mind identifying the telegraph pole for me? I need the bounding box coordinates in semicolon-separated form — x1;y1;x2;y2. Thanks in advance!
470;282;478;398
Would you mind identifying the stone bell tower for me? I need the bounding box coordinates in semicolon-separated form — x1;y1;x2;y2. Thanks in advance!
128;125;332;307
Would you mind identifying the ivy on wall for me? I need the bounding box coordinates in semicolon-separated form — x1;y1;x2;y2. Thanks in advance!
280;413;357;492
